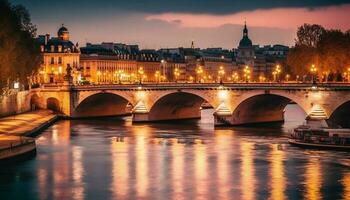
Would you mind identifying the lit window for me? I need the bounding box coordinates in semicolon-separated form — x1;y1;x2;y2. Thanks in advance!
58;45;62;52
50;45;55;52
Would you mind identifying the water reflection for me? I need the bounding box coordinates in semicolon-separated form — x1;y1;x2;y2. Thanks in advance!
343;172;350;200
215;131;231;200
305;157;322;200
171;139;184;200
110;137;129;199
1;107;350;200
240;142;256;200
269;144;286;200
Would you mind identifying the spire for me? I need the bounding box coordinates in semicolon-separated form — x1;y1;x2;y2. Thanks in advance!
191;40;195;49
243;21;248;36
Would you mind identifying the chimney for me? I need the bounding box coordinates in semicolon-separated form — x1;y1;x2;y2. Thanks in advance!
45;34;50;45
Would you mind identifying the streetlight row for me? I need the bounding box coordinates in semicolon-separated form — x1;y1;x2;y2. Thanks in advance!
94;64;346;84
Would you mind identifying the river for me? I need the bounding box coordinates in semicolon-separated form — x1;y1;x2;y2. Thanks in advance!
1;104;350;200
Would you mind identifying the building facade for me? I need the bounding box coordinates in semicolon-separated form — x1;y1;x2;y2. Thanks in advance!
36;25;80;84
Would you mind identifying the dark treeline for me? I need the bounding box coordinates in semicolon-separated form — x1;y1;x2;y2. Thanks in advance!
287;24;350;81
0;0;41;93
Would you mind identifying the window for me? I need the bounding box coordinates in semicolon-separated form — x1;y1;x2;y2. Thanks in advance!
50;57;54;64
58;45;62;52
40;45;44;52
50;45;55;52
58;57;62;64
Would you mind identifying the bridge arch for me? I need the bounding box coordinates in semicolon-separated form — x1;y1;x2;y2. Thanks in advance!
29;93;41;111
147;91;214;121
47;97;61;113
73;92;132;118
231;93;308;125
328;100;350;128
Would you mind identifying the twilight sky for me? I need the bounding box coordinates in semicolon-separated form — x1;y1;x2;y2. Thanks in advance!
10;0;350;49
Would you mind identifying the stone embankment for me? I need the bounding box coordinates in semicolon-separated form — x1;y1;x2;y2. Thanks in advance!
0;110;57;160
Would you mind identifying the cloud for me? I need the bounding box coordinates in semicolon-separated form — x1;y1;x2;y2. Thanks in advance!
146;4;350;30
11;0;350;15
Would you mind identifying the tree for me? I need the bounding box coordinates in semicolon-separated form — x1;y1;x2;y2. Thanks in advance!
295;24;325;48
288;24;350;81
0;0;41;92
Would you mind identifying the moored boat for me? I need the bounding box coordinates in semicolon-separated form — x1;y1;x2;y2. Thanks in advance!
289;125;350;151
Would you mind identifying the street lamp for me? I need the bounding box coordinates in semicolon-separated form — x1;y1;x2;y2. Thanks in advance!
138;67;144;84
243;65;251;83
310;64;317;83
259;75;266;82
232;72;239;83
285;74;290;82
154;70;160;83
273;64;281;82
196;66;203;83
97;71;101;84
218;66;225;84
173;68;180;83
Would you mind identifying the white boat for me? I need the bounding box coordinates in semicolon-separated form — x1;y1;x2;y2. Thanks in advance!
289;125;350;151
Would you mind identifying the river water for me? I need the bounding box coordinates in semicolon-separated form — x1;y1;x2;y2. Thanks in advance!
1;105;350;200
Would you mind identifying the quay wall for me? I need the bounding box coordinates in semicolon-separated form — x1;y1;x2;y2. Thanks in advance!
0;91;31;117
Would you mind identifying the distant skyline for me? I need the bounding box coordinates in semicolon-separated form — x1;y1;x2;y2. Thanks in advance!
10;0;350;49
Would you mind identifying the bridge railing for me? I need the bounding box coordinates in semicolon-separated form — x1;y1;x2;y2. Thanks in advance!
39;82;350;90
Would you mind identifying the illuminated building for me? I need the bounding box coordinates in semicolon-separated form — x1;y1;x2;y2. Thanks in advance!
235;22;289;80
36;25;80;84
80;44;162;83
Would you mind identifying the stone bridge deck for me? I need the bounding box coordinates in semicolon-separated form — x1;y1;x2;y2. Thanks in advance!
27;83;350;127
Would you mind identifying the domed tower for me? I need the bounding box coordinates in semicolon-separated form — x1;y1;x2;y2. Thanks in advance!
58;24;69;41
239;22;252;47
236;21;255;72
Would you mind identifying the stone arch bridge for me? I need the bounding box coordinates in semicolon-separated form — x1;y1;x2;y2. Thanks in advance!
26;83;350;127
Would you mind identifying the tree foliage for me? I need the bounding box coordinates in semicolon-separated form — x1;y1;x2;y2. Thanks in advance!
288;24;350;80
0;0;41;91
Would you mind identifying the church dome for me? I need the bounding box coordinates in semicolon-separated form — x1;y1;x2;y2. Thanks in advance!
238;22;253;47
239;36;252;47
57;24;69;41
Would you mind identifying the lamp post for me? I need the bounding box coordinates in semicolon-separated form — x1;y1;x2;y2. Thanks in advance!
196;66;203;83
138;67;144;84
232;72;239;83
310;64;317;83
154;70;160;83
97;71;101;84
274;64;281;82
243;65;251;83
218;66;225;84
173;68;180;83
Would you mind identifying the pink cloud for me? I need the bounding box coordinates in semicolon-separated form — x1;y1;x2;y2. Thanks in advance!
146;4;350;31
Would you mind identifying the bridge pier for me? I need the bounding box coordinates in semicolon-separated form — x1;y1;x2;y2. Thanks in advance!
132;113;150;122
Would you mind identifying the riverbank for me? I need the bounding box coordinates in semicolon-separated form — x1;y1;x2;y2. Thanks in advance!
0;110;58;160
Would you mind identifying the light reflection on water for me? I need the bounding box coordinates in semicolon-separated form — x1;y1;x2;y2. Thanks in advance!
0;105;350;200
